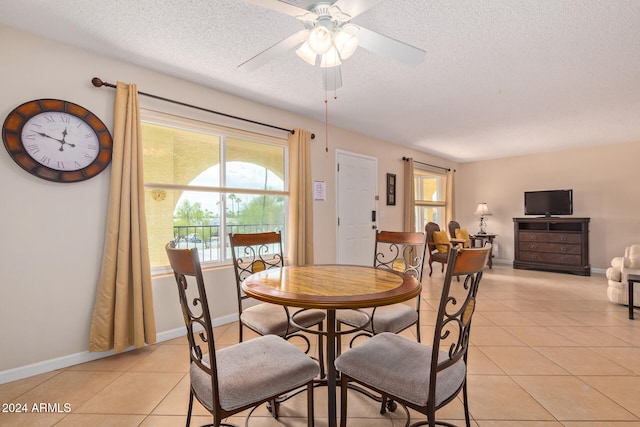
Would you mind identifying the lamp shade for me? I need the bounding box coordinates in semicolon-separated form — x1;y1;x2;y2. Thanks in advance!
320;46;342;68
308;25;333;55
474;203;492;216
295;41;317;65
333;24;359;59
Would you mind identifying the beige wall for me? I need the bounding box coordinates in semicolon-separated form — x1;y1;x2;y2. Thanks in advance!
0;25;452;379
455;141;640;268
2;23;638;382
308;129;457;264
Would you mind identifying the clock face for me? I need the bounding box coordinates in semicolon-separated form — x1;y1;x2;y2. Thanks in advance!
2;99;113;183
22;111;101;171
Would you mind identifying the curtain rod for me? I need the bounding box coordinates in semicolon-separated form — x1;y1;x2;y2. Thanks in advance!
402;156;451;172
91;77;315;139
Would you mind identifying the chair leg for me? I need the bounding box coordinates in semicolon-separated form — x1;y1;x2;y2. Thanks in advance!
462;381;471;427
238;322;244;343
380;396;397;415
429;261;433;277
317;322;325;379
186;390;194;427
307;381;315;427
336;321;342;357
266;398;280;419
340;375;349;427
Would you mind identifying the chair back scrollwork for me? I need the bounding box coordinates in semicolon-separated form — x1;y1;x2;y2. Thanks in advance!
373;230;427;282
431;245;491;376
229;231;284;302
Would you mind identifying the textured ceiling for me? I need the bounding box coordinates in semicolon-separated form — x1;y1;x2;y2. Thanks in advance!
1;0;639;162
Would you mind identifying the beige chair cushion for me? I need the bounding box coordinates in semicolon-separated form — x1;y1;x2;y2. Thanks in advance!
610;257;623;269
337;304;418;334
606;266;621;282
190;335;319;411
241;303;325;336
335;332;466;407
606;245;640;307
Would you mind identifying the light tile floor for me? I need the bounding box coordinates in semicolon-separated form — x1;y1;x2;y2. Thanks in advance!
2;264;640;426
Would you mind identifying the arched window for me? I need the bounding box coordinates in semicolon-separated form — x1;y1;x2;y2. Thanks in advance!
141;110;287;273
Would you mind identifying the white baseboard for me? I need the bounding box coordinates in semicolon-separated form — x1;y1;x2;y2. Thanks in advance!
0;313;237;385
493;258;605;275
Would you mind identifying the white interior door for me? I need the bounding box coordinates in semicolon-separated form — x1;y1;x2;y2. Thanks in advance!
336;150;378;265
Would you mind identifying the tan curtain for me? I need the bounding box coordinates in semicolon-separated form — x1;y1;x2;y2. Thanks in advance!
403;158;415;232
287;129;314;265
445;169;456;226
89;82;156;353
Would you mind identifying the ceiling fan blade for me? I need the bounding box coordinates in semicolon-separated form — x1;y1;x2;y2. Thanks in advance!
356;26;426;67
242;0;310;17
332;0;386;18
322;66;343;91
238;29;309;71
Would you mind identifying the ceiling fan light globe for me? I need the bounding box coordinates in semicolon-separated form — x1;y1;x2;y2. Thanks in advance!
320;46;341;68
296;41;317;65
334;31;359;59
308;26;333;55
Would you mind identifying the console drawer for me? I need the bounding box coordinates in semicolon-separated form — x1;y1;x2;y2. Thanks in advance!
518;241;582;254
519;251;582;265
518;231;582;244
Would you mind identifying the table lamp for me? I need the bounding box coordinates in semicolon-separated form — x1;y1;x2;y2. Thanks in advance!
474;203;491;234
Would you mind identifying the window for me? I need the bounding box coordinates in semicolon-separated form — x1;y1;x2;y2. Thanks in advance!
141;110;288;272
414;168;446;230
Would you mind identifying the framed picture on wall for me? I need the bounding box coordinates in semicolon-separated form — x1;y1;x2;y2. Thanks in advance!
386;173;396;206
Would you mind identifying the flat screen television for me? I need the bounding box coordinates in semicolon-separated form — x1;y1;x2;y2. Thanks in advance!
524;189;573;216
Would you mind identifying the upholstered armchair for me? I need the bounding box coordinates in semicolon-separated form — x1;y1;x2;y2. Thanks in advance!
425;222;450;276
606;244;640;307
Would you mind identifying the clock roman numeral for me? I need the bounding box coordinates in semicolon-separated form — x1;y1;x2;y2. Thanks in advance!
41;155;51;165
59;115;70;124
24;133;37;140
83;152;94;159
26;144;40;154
57;161;66;169
87;143;98;150
43;114;55;123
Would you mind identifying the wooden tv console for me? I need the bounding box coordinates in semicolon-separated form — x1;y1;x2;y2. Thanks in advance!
513;217;590;276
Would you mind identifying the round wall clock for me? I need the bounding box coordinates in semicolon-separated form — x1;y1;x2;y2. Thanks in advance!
2;99;113;183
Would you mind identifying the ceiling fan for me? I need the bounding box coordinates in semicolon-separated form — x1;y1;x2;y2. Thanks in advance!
239;0;426;91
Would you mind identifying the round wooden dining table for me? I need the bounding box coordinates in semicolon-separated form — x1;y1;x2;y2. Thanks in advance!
242;264;421;427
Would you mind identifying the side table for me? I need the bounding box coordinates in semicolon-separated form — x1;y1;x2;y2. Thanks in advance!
628;274;640;319
470;233;497;268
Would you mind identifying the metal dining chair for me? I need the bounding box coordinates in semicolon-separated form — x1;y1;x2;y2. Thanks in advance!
335;244;491;427
165;242;319;427
336;230;426;346
229;231;325;374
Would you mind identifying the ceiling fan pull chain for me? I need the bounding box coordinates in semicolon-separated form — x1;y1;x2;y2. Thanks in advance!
325;97;329;152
